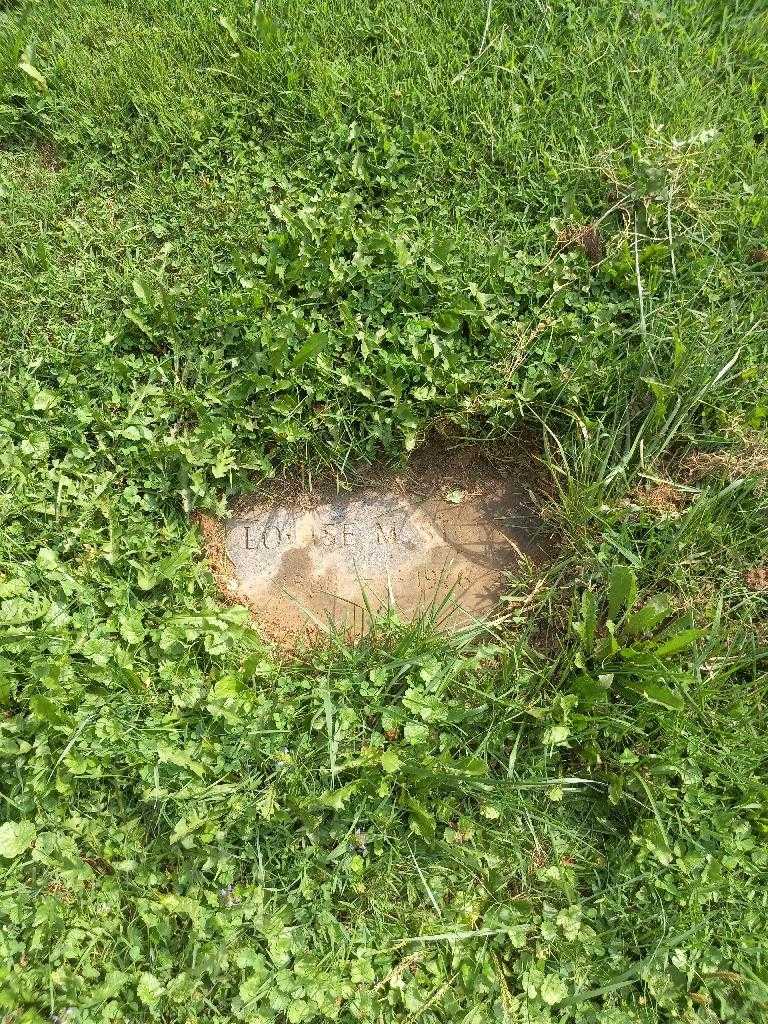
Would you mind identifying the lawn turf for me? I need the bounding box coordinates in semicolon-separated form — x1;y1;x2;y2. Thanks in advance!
1;1;768;1021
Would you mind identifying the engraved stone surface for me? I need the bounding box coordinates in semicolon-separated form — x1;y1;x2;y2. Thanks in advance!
204;444;549;643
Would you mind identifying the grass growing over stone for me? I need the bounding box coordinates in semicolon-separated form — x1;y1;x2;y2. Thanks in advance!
1;0;767;1021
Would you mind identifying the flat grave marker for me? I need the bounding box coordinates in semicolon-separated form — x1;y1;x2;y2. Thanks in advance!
202;443;550;644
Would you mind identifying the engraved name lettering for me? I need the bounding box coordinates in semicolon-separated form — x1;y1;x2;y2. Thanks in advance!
244;524;291;550
311;523;337;548
375;521;402;545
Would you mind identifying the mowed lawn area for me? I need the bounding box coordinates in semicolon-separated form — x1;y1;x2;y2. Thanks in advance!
1;1;767;1021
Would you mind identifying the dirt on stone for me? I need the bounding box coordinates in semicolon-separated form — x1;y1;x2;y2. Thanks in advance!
198;437;555;648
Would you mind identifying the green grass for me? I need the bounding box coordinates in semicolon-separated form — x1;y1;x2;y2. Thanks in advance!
1;0;767;1020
